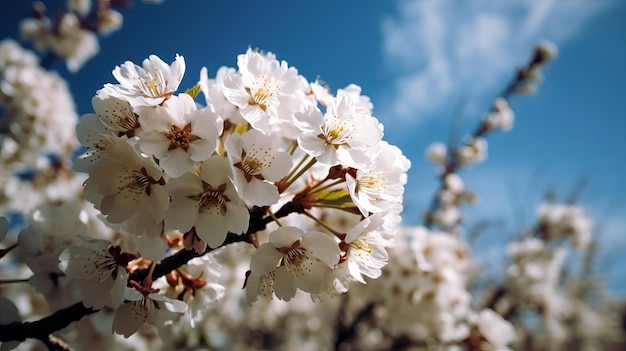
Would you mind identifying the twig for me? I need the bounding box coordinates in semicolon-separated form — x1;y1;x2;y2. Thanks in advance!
0;196;311;346
0;302;96;344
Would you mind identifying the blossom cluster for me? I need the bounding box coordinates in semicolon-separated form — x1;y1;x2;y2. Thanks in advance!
2;5;623;350
19;0;127;72
65;48;409;336
0;39;83;215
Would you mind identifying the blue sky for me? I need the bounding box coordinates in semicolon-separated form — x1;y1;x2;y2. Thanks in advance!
2;0;625;294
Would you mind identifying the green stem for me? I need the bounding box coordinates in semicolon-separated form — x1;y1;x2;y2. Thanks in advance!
307;178;345;195
282;157;317;191
284;153;310;181
303;210;341;236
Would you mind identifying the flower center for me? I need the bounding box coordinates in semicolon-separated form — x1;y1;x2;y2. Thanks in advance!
118;169;150;196
242;147;273;176
195;182;230;214
320;115;356;147
350;238;373;255
359;172;387;195
116;167;162;197
165;123;199;151
279;240;314;276
137;68;167;98
101;100;140;137
248;75;279;111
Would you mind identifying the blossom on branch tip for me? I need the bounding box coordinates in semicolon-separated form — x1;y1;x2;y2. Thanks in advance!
248;226;341;301
343;214;389;284
199;66;244;124
101;54;185;107
484;98;514;132
346;141;410;216
295;94;383;168
222;48;300;132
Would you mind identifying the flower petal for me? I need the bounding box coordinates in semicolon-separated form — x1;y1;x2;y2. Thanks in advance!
250;244;282;275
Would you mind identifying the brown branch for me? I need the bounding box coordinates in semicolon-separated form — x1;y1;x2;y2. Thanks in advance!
0;302;96;343
0;197;309;346
334;300;375;350
423;44;555;229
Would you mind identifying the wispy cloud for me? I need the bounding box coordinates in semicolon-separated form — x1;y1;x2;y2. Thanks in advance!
379;0;612;128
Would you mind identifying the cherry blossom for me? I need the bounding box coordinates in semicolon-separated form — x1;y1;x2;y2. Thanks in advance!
112;285;187;338
101;54;185;107
82;139;169;236
222;48;301;132
342;214;389;284
224;129;292;206
346;141;410;216
249;226;341;301
136;93;223;177
59;238;135;309
294;93;383;168
199;66;244;124
164;155;249;248
74;94;140;172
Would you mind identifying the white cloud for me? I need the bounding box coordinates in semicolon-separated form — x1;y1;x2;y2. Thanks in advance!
380;0;612;128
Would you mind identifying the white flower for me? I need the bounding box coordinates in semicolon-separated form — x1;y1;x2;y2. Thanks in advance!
343;214;389;283
484;98;514;132
199;66;244;123
97;8;123;36
534;41;558;65
426;142;447;165
16;201;86;308
456;137;487;168
336;84;373;115
112;286;187;338
537;203;593;249
136;93;223;177
0;40;79;159
444;173;465;195
164;155;249;248
101;54;186;107
222;48;300;132
346;141;410;216
92;93;142;137
224;129;292;206
59;238;133;309
469;309;516;350
249;226;341;301
308;79;333;107
245;269;280;305
21;12;100;72
67;0;91;16
82;139;169;235
295;94;383;168
157;255;225;327
52;13;99;72
74;94;140;172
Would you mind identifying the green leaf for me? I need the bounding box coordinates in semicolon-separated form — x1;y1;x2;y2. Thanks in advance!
184;84;202;100
315;188;354;208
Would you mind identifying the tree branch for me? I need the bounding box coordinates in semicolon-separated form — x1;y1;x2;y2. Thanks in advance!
0;197;308;346
0;302;96;343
